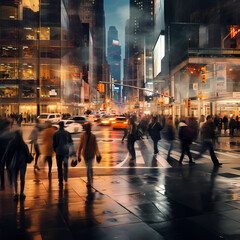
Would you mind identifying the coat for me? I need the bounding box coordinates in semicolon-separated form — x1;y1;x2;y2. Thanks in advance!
78;132;100;159
148;121;163;141
42;127;56;156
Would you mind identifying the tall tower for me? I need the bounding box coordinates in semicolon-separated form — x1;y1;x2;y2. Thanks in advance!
107;26;121;103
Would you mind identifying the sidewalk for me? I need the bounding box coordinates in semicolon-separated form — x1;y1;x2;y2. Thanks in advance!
1;165;240;240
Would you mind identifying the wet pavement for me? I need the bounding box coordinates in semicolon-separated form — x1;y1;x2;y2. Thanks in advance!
1;164;240;240
1;124;240;239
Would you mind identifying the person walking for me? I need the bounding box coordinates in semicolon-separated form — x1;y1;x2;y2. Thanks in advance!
126;117;138;165
223;115;228;134
148;116;163;156
197;115;222;166
178;120;195;165
229;116;235;137
165;118;175;160
77;123;101;187
175;115;179;130
2;130;30;200
28;119;41;170
42;121;56;177
53;121;74;187
0;120;15;190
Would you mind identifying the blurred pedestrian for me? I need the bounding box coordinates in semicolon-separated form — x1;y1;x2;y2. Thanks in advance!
0;120;15;190
229;115;235;137
188;115;199;141
223;115;228;134
53;121;74;187
77;123;101;187
42;121;56;178
139;116;149;139
28;119;41;170
148;116;163;156
126;117;137;165
197;116;222;166
2;131;30;200
175;115;179;130
178;120;195;165
165;118;175;160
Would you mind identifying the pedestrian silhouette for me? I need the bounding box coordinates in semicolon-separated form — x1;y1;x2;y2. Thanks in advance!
53;121;74;188
2;130;30;200
77;123;101;187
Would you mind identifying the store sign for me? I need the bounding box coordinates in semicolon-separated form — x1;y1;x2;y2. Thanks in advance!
49;89;57;96
216;63;226;92
164;97;169;104
193;83;198;91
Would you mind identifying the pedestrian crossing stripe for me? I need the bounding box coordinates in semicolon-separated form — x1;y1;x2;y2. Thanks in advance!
135;149;145;164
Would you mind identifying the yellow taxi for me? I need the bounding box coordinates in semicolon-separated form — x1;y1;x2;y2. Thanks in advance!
111;117;128;129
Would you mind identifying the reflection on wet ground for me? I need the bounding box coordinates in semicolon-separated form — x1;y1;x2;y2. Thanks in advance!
1;165;240;240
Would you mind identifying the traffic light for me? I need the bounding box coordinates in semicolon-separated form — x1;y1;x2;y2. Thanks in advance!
97;84;105;92
185;98;191;108
201;66;206;83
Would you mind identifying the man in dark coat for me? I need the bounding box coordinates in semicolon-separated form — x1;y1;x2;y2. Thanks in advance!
178;120;195;165
0;120;14;189
53;121;74;187
197;115;222;166
148;116;163;156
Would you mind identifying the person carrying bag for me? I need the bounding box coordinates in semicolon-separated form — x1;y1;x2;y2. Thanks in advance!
77;123;101;187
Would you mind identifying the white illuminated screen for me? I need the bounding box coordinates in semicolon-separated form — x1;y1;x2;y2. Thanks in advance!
154;35;165;78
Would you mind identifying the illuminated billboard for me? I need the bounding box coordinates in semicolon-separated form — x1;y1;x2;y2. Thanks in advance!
153;35;165;78
112;40;119;46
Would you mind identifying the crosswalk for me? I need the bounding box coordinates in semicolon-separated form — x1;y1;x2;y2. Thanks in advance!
114;138;240;168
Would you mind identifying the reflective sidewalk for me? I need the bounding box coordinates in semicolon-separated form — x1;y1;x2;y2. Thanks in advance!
1;165;240;240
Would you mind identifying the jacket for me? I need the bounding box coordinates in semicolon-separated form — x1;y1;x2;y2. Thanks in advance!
53;129;73;156
77;132;99;159
42;127;56;156
148;121;163;141
200;121;215;141
178;122;194;143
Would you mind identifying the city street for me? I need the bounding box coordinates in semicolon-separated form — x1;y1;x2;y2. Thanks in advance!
1;124;240;240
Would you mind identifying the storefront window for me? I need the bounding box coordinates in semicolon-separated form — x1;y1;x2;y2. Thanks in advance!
0;64;18;79
0;85;18;98
40;47;61;58
21;63;36;80
21;81;36;98
22;45;37;58
0;46;19;58
40;64;60;98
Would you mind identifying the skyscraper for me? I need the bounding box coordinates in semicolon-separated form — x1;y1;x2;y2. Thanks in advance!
107;26;121;103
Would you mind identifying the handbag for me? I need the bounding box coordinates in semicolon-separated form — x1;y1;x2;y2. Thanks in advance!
27;144;34;164
96;155;102;163
71;159;78;167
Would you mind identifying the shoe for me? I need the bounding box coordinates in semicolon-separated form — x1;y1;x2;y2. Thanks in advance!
13;194;18;201
189;161;195;165
214;163;223;166
20;193;26;200
179;162;182;166
34;165;40;171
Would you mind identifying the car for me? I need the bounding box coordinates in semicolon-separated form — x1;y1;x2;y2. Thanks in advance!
53;120;82;133
111;117;128;129
100;115;112;125
68;116;90;129
37;113;61;124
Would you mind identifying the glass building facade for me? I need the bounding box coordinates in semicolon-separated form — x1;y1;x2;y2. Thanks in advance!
0;0;82;116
